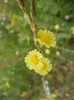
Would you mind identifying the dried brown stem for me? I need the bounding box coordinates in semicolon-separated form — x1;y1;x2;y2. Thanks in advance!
0;56;25;69
1;0;4;9
16;0;26;11
30;0;36;36
42;77;49;100
30;0;41;52
30;0;35;22
30;0;37;37
42;77;46;92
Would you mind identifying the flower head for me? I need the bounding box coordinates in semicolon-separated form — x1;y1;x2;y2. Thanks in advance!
43;98;46;100
71;26;74;34
65;93;70;97
45;49;50;54
36;29;56;48
54;25;60;30
5;82;10;88
4;0;8;3
56;51;60;55
25;49;43;70
35;57;52;76
52;93;57;98
50;98;54;100
20;91;28;97
71;26;74;31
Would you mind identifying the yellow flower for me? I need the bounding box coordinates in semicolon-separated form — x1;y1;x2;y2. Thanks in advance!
71;27;74;34
35;57;52;76
56;51;60;55
27;36;30;41
72;30;74;34
68;34;71;38
5;82;10;88
25;49;43;70
54;25;60;30
50;98;54;100
43;98;46;100
20;91;27;97
36;29;56;48
4;0;8;3
45;49;50;54
65;93;70;97
71;26;74;31
52;93;57;98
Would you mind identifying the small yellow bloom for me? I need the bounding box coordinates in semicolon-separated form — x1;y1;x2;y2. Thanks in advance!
71;30;74;34
56;51;60;55
45;49;50;54
72;30;74;34
52;93;57;98
54;25;60;30
71;26;74;31
71;27;74;34
27;37;30;41
50;98;54;100
36;29;56;48
4;0;8;3
65;93;70;97
36;57;52;76
68;34;71;38
43;98;46;100
5;82;10;88
25;49;43;70
20;91;27;97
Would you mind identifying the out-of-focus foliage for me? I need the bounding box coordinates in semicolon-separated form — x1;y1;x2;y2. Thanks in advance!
0;0;74;100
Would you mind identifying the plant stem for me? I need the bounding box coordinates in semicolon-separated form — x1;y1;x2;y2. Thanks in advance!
30;0;41;51
42;77;49;100
16;0;48;99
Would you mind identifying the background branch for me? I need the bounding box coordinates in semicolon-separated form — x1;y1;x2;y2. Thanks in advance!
30;0;35;22
1;0;4;9
0;56;25;69
30;0;36;37
16;0;26;11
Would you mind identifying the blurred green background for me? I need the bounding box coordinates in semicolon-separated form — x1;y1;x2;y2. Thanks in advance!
0;0;74;100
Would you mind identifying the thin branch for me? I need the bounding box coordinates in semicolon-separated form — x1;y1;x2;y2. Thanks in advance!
0;12;25;29
42;77;46;92
30;0;35;22
30;0;41;52
1;0;4;9
16;0;26;11
42;77;49;100
0;56;25;69
30;0;36;37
